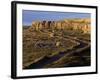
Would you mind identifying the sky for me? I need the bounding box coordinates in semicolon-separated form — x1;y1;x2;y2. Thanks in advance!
22;10;91;26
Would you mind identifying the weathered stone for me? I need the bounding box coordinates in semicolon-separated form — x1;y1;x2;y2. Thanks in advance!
29;18;91;33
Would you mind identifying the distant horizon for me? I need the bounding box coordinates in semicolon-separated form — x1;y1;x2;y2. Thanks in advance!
23;10;91;26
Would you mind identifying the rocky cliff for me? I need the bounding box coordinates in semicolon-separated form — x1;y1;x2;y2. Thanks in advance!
29;18;91;33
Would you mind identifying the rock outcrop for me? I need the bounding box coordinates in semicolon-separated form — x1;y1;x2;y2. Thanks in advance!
29;18;91;33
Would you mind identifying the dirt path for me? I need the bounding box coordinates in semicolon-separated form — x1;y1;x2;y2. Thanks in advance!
24;35;90;69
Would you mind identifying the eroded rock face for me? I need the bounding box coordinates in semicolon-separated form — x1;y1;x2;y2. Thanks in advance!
30;19;91;33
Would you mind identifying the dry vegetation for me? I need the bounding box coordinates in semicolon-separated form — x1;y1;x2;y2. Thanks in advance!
23;18;91;69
